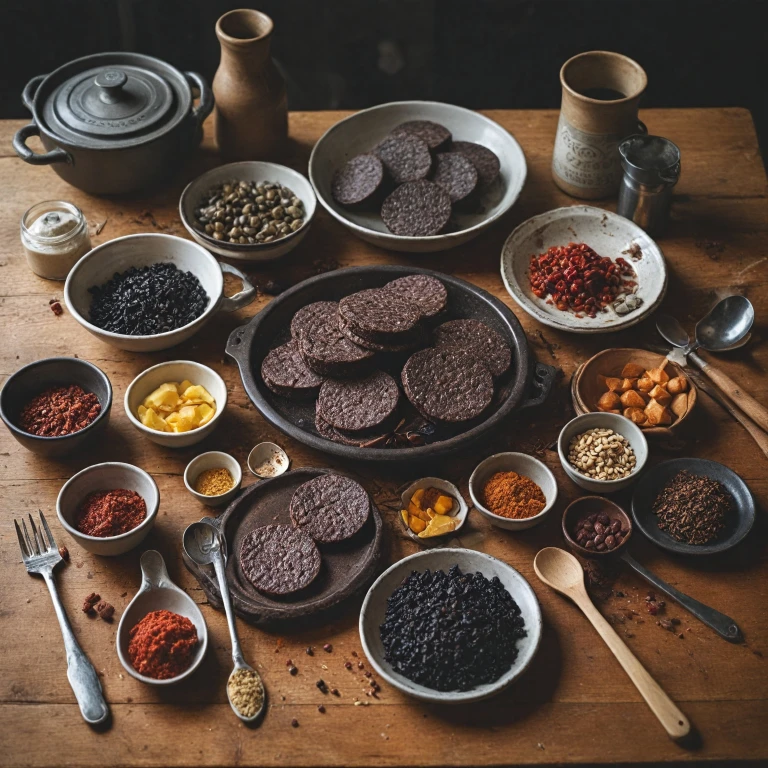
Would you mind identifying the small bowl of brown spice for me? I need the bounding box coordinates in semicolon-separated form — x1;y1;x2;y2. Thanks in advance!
469;452;558;530
184;451;242;508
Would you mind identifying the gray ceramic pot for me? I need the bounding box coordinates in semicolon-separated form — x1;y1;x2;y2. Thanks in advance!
13;53;213;195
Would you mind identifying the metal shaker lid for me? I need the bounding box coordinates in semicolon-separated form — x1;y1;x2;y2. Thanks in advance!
619;135;681;186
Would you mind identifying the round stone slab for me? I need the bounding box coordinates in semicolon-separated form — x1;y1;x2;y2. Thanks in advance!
290;473;370;543
390;120;452;151
239;524;321;595
402;347;494;423
317;370;400;432
383;274;448;318
380;180;452;237
374;134;432;185
432;318;512;377
451;141;501;188
261;340;324;399
339;288;422;340
331;153;384;206
431;152;478;203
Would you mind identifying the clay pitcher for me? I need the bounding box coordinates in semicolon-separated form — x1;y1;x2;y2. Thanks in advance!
213;9;288;160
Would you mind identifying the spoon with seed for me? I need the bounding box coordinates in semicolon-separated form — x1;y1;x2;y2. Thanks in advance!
534;547;691;740
656;296;768;432
183;520;265;723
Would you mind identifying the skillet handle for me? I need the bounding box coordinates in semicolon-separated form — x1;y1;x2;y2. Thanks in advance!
226;322;251;364
518;362;557;410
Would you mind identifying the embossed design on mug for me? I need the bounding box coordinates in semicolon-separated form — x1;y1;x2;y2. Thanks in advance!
552;116;621;194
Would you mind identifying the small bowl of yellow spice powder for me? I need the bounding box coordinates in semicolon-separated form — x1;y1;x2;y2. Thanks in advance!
184;451;242;507
469;452;558;531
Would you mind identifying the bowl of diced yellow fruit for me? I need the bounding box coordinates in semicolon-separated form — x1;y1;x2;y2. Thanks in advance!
124;360;227;447
399;478;468;545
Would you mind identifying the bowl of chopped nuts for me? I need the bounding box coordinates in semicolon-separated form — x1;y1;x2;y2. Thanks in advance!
557;412;648;493
179;161;317;262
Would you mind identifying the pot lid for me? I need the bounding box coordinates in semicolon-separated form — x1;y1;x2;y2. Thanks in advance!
35;53;191;149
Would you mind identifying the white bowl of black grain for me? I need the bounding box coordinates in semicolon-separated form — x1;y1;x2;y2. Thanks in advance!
64;233;257;352
179;161;317;262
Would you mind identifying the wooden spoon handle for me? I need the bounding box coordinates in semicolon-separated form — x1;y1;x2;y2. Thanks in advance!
576;595;691;740
689;351;768;433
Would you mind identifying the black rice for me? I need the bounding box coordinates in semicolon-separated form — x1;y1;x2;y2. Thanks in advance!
88;263;209;336
380;565;526;692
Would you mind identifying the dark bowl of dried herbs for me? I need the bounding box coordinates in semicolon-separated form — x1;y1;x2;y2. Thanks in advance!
0;356;112;457
631;458;755;556
359;548;542;703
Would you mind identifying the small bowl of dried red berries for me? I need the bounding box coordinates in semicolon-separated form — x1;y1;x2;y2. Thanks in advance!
0;356;112;457
562;496;633;558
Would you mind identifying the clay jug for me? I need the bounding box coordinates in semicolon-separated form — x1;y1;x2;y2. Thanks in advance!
213;9;288;160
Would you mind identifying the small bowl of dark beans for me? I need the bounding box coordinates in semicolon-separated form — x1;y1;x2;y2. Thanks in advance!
179;161;317;262
562;496;633;557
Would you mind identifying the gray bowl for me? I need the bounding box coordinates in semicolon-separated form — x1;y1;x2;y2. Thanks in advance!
0;357;112;457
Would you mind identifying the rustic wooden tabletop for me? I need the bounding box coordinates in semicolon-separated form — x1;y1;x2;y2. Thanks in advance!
0;109;766;767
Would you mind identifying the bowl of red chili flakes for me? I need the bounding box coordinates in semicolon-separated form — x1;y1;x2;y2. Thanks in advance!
0;357;112;457
57;462;159;556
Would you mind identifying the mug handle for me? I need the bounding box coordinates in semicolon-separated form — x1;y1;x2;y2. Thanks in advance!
218;262;257;312
636;120;648;135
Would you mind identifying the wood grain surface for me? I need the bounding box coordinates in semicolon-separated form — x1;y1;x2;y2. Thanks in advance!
0;109;767;767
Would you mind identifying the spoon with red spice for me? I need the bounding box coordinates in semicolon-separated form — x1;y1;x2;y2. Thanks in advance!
184;520;266;723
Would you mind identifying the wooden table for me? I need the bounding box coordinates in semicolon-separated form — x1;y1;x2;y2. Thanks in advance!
1;109;767;767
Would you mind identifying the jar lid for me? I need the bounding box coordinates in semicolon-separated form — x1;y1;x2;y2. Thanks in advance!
619;135;681;186
35;53;191;149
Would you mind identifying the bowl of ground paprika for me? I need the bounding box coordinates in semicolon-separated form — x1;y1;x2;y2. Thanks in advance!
469;452;558;530
57;462;160;556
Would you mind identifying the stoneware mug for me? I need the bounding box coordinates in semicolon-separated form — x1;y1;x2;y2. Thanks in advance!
552;51;647;199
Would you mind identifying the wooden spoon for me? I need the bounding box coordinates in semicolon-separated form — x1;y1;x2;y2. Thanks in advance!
534;547;691;740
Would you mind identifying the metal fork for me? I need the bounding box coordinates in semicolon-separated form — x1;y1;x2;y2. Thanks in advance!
15;511;109;725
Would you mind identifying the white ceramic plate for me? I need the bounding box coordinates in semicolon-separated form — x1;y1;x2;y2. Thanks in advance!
359;548;542;703
309;101;527;253
500;206;667;333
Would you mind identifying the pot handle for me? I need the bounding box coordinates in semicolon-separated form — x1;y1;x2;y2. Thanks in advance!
22;74;46;112
518;362;557;410
226;322;251;364
13;123;72;166
218;262;257;312
184;71;214;128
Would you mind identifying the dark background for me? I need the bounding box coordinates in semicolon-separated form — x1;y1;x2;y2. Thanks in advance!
2;0;767;151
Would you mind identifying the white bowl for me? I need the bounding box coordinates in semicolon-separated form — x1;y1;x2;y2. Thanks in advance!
398;477;469;545
184;451;242;508
179;161;317;262
125;361;228;448
359;548;542;703
468;452;558;530
557;412;649;493
64;233;256;351
56;462;159;556
309;100;527;253
117;550;208;686
500;206;667;334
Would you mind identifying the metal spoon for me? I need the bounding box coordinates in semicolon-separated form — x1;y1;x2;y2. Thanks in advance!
534;547;691;740
183;520;265;723
656;297;768;432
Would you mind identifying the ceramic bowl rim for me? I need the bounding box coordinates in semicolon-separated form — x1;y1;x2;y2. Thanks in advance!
468;451;558;523
123;360;227;441
183;450;243;501
561;495;633;557
64;233;224;342
0;356;112;443
557;412;648;486
178;160;317;252
359;547;543;703
56;462;159;543
309;100;527;244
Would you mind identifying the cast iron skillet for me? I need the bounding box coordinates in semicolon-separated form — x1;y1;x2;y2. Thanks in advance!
226;265;555;463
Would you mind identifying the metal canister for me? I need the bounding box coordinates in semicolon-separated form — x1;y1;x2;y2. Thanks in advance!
617;134;681;235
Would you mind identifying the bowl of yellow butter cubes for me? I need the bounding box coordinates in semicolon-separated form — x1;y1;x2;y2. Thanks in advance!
124;361;228;447
399;477;468;545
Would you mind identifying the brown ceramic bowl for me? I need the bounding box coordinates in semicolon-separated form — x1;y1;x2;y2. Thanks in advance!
571;347;696;436
562;496;633;558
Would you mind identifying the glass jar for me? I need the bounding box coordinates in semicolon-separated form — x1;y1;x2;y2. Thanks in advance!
20;200;92;280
